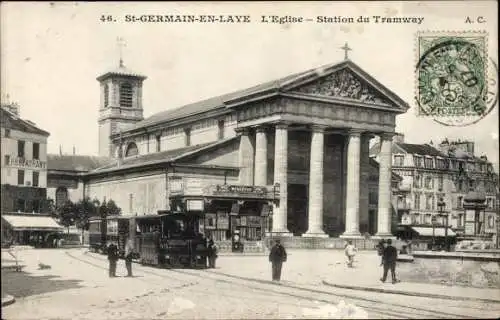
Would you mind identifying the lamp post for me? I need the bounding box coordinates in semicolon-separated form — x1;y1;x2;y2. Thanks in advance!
431;214;437;250
437;197;448;251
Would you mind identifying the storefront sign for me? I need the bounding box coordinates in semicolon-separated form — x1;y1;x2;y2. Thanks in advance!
212;184;268;197
9;157;46;169
186;199;204;211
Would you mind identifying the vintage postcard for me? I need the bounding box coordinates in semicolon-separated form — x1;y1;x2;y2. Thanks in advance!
1;1;498;319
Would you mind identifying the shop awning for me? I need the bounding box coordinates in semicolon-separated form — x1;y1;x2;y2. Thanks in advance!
411;226;456;237
2;214;63;232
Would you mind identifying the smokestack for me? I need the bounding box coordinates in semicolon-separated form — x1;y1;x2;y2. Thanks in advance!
73;146;76;155
59;145;62;156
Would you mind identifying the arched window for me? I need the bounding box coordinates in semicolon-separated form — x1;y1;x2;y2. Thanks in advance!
119;82;133;108
55;187;68;208
125;142;139;157
104;84;109;107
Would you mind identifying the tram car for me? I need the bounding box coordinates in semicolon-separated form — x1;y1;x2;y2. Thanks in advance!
88;216;130;256
135;211;208;269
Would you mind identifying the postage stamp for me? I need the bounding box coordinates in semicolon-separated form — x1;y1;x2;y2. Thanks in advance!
415;31;497;126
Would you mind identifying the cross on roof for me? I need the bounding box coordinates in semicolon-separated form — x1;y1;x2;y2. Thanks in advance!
117;37;126;67
340;42;352;60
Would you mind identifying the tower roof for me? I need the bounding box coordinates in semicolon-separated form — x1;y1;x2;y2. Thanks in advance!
96;63;147;81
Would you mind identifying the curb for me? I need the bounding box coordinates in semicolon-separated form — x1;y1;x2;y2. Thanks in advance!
322;280;500;304
1;294;15;307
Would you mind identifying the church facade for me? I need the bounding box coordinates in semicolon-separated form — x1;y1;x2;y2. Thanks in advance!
74;57;409;242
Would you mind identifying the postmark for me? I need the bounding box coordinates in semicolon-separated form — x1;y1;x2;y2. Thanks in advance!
415;31;497;126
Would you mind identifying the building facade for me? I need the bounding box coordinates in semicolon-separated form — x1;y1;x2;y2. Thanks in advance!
370;134;499;241
48;58;410;244
1;104;50;213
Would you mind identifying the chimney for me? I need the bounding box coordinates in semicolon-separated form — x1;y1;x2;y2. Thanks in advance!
73;146;76;155
393;133;405;144
59;145;62;156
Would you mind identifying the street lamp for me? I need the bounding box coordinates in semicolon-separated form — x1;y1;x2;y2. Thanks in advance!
431;214;437;250
437;197;448;251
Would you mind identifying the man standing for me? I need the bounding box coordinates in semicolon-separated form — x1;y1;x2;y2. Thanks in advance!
380;239;400;284
344;240;357;268
269;239;287;281
107;242;119;277
207;239;218;268
124;238;134;277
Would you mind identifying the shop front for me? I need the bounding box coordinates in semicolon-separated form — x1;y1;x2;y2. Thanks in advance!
1;213;64;247
169;184;278;253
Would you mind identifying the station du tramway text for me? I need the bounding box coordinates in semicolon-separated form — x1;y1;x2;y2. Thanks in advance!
116;14;425;25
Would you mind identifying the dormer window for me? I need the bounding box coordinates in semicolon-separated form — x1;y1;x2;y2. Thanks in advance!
119;82;133;108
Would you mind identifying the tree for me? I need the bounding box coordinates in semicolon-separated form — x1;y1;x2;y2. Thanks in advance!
106;199;122;216
75;197;100;244
58;200;77;234
46;198;57;220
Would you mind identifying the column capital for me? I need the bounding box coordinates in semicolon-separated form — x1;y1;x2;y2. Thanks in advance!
275;122;291;130
235;127;251;136
363;132;376;140
379;132;396;141
348;128;364;137
310;124;328;133
255;126;268;133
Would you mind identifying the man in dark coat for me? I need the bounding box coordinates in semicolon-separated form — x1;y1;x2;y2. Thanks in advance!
380;239;399;284
207;239;218;268
269;239;287;281
107;242;119;277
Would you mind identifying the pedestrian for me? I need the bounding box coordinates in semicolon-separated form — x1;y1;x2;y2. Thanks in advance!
344;240;357;268
124;238;134;277
380;239;400;284
269;239;287;281
376;239;386;266
107;241;119;277
207;239;218;268
53;238;58;248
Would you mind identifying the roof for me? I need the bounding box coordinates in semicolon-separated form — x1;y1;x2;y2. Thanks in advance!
96;63;147;81
123;59;409;134
0;107;50;137
47;154;114;172
369;158;402;181
2;214;63;231
397;143;446;157
89;136;238;174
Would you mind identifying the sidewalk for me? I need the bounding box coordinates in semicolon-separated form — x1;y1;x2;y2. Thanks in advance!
212;250;500;304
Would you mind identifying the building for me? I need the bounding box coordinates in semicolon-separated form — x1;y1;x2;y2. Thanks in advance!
1;102;64;246
1;103;50;213
48;57;411;248
370;134;498;244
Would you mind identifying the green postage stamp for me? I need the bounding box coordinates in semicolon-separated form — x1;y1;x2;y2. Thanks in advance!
415;31;497;127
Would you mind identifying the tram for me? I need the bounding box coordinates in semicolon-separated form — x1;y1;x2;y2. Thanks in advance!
88;211;208;269
88;215;130;256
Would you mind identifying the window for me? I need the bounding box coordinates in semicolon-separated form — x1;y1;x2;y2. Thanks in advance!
32;200;40;213
18;140;25;158
32;171;39;187
425;176;433;189
156;135;161;152
4;129;10;137
55;187;69;208
218;120;225;140
413;175;421;188
104;83;109;107
457;214;464;227
185;128;191;146
119;82;133;108
451;160;457;170
425;194;434;210
33;143;40;160
393;155;404;166
17;170;25;185
438;175;444;190
457;196;463;208
369;191;378;205
4;155;10;166
414;193;421;210
436;159;447;169
125;142;138;157
15;199;25;212
424;157;434;168
413;156;423;167
469;179;475;190
488;216;494;228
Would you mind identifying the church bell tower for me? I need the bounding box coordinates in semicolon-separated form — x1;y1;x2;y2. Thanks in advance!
96;59;147;158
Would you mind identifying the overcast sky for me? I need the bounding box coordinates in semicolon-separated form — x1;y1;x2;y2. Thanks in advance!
1;1;498;169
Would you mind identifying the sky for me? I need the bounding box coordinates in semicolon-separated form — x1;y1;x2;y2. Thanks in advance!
1;1;498;170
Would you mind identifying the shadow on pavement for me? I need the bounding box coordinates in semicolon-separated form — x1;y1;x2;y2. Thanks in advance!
1;269;84;298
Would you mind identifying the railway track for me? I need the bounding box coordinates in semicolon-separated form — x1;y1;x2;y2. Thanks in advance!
68;250;483;319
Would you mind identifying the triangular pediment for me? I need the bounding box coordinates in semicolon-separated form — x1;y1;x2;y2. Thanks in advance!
282;61;409;112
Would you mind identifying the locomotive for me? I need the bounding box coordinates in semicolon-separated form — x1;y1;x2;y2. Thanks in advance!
88;210;208;269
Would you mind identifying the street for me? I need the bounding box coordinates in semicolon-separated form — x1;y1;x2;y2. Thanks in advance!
2;248;500;319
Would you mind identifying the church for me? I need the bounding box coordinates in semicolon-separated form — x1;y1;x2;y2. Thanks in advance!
47;51;409;249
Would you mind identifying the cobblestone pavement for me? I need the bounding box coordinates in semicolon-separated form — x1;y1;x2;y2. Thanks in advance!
2;248;499;319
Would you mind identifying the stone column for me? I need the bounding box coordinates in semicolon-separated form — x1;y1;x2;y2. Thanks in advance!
237;127;254;185
341;129;363;238
272;123;291;235
375;132;394;237
303;125;328;237
254;126;268;186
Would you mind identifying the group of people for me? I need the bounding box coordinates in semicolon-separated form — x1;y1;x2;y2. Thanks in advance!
107;238;134;277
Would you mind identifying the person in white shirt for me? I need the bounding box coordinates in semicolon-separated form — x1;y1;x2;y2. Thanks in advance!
124;238;134;277
344;240;357;268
